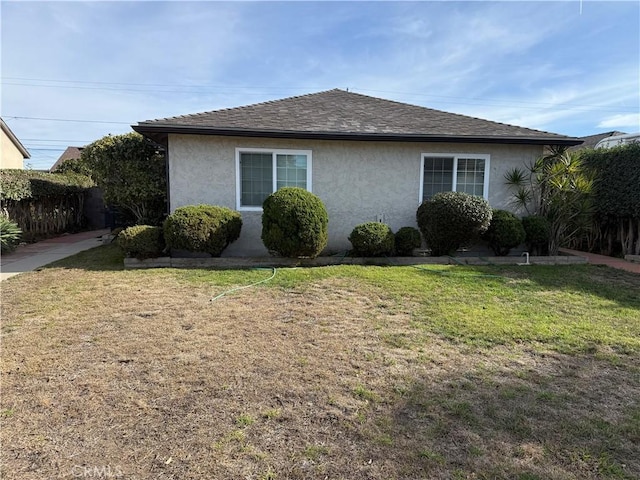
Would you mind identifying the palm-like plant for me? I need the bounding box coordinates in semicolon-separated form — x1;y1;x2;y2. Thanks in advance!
0;215;22;254
504;148;594;255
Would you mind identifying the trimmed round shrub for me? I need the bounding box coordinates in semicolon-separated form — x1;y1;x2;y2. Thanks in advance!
261;187;328;258
0;216;22;254
117;225;165;259
481;209;526;256
163;205;242;257
522;215;550;255
349;222;395;257
395;226;421;256
416;192;492;256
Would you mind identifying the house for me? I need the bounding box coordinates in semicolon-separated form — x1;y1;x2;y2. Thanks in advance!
133;89;582;256
1;118;30;169
567;131;626;152
49;146;84;172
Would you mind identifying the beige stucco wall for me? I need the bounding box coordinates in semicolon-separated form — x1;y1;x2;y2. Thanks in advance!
1;129;26;169
168;134;543;256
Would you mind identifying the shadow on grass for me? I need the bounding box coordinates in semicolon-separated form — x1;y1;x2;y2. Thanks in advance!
375;352;640;479
42;243;125;272
512;264;640;310
414;263;640;310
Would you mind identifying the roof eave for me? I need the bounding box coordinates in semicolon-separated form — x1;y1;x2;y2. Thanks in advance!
132;124;582;147
1;119;31;158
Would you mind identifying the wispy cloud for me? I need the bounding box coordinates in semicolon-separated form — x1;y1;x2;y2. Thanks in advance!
2;1;638;168
598;114;640;130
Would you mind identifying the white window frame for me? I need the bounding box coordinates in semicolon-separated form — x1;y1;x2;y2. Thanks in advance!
235;147;313;211
419;153;490;203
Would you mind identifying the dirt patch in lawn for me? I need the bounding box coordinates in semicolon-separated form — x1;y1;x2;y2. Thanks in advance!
1;267;639;479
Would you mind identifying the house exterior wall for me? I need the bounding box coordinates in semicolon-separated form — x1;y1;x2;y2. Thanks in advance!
168;134;542;256
1;129;26;169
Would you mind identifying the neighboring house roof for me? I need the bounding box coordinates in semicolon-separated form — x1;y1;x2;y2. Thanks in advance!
1;118;31;159
50;146;84;172
567;131;627;151
133;89;582;146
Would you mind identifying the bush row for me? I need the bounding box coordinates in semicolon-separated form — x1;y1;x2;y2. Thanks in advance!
117;189;542;260
118;205;242;259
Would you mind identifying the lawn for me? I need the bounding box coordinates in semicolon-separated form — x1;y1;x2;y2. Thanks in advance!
1;244;639;480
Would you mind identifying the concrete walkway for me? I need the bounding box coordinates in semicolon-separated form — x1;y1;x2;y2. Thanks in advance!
560;248;640;274
0;229;110;282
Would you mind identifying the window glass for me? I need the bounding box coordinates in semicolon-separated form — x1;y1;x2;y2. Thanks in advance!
238;150;310;208
276;154;307;190
422;156;454;201
456;158;485;197
422;154;488;202
240;152;272;207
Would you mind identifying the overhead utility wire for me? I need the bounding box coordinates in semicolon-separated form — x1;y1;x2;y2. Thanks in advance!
3;77;636;112
3;116;131;125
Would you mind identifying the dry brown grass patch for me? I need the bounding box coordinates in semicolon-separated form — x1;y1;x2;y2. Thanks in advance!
1;266;638;479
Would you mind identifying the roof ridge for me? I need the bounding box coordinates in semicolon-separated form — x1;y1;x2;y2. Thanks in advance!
343;89;564;137
142;89;342;124
134;88;580;145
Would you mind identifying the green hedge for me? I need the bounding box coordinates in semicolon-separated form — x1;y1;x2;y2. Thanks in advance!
481;209;525;256
349;222;395;257
164;205;242;257
522;215;550;255
117;225;165;259
0;169;93;201
417;192;492;256
394;227;422;256
581;143;640;255
581;143;640;219
0;170;94;241
261;187;328;258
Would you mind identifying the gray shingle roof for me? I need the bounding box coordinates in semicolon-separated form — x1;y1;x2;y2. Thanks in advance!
134;89;581;146
567;131;626;151
50;146;84;172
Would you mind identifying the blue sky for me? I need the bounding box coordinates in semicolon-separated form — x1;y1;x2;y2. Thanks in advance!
1;1;639;170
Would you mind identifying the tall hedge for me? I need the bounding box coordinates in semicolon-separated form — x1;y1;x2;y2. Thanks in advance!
261;187;328;258
581;143;640;255
0;169;94;241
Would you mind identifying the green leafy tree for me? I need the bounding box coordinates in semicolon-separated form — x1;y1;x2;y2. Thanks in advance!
505;147;594;255
53;157;93;177
82;133;166;225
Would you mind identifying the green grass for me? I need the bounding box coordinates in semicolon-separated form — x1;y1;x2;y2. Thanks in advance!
49;244;640;356
235;414;255;428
